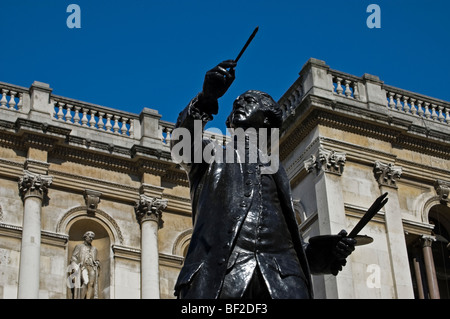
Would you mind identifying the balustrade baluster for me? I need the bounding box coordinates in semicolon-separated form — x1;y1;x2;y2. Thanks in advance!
353;83;360;100
387;92;394;108
1;89;9;108
113;115;120;133
57;102;65;120
65;104;73;123
105;114;113;132
445;107;450;124
344;80;352;98
437;106;445;123
81;108;89;126
423;102;431;119
335;77;343;95
121;118;128;135
410;98;417;115
98;112;105;130
73;106;81;125
402;96;409;113
17;93;23;111
395;94;402;111
417;100;424;117
129;120;134;137
89;110;97;128
9;91;16;110
431;104;438;121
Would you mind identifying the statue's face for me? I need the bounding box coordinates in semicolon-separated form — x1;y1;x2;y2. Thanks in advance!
84;231;95;244
227;91;266;129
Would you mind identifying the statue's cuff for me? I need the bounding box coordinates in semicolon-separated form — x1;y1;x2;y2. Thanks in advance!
187;94;215;122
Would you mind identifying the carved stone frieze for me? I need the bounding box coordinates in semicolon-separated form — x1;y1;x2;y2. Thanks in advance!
304;147;346;175
434;179;450;205
134;194;168;228
373;161;402;188
18;170;53;201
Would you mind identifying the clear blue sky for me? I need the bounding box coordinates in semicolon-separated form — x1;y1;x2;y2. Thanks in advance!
2;0;450;132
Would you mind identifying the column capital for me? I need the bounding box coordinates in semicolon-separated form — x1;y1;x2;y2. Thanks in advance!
421;234;436;248
134;194;168;228
434;179;450;205
304;147;346;175
373;161;402;188
18;170;53;202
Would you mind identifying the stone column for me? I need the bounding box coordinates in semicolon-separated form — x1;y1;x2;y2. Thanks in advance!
373;161;414;298
421;235;440;299
304;147;349;298
412;256;425;299
134;194;168;299
17;170;53;299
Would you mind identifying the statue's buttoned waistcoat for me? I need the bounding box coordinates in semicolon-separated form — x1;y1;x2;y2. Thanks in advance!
172;97;312;299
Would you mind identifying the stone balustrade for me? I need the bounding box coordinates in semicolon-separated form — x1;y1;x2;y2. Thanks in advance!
384;85;450;124
51;96;137;137
279;58;449;128
0;81;28;112
330;70;361;101
2;58;449;153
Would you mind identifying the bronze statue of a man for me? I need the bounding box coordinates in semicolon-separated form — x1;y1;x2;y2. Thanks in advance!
171;60;356;299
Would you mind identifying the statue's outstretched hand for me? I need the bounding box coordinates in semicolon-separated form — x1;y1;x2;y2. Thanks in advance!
330;230;356;275
199;60;236;111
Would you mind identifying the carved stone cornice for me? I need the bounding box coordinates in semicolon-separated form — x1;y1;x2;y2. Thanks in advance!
434;179;450;205
22;133;58;151
134;194;168;228
304;147;346;175
162;168;189;187
138;159;171;176
18;170;53;202
373;161;402;188
280;101;450;161
83;189;102;214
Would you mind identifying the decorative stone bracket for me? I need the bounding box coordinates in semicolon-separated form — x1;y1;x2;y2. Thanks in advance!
134;194;168;229
304;147;346;175
83;189;102;214
18;170;53;202
434;179;450;205
373;161;402;188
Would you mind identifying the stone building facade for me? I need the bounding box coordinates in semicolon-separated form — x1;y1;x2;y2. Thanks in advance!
0;58;449;299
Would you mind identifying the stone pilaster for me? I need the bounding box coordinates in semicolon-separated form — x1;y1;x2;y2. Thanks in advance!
134;194;168;299
17;170;53;299
373;161;414;298
304;147;350;298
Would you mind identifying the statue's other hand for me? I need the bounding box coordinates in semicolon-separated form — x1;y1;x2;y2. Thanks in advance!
201;60;236;103
330;230;356;275
332;230;356;259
